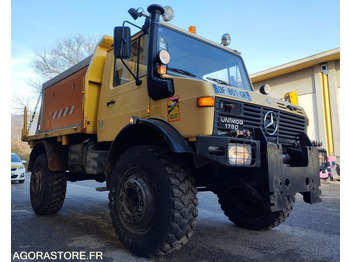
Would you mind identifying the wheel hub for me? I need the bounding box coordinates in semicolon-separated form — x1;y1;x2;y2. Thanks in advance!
31;169;43;197
119;177;152;224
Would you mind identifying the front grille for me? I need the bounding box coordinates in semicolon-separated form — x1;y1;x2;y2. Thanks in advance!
214;98;307;144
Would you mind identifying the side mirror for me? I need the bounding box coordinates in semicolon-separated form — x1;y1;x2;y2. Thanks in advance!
21;160;27;164
114;27;131;59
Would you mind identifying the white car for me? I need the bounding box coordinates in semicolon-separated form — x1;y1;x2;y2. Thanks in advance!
11;153;26;183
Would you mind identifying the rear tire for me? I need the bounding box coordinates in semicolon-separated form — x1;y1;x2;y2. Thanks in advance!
30;154;67;215
109;146;198;257
217;186;294;230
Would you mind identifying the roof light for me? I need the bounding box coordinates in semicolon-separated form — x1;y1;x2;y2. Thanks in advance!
162;6;174;22
188;26;197;34
221;33;231;46
259;84;270;95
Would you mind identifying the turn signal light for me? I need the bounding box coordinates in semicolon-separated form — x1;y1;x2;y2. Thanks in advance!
157;65;167;75
197;96;215;107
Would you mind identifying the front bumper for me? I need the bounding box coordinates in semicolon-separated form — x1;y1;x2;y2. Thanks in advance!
266;143;321;211
196;133;322;210
11;171;25;182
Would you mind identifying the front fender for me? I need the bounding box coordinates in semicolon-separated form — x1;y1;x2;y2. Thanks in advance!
104;118;194;178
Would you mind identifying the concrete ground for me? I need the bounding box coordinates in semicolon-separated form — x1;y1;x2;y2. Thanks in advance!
11;174;340;261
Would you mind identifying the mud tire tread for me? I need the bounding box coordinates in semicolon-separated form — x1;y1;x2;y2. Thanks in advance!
109;146;198;257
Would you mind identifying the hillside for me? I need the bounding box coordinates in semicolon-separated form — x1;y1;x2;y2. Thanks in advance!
11;114;37;160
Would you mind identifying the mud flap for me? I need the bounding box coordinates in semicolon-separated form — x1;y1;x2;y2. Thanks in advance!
267;143;322;212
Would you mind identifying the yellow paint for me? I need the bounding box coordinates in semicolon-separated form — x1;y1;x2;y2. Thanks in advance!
98;49;150;142
153;77;215;139
21;107;28;139
57;135;69;145
83;35;114;134
321;73;334;154
24;126;82;142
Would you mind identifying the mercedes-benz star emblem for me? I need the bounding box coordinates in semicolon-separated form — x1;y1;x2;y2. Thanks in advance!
263;111;278;135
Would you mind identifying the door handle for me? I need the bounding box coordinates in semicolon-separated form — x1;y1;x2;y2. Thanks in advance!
107;100;115;106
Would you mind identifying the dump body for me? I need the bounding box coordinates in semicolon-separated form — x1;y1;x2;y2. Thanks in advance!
40;57;89;132
23;36;113;141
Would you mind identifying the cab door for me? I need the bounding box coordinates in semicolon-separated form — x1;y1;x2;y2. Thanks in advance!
101;33;149;142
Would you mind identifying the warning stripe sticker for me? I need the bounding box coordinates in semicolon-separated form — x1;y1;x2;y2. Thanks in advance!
52;105;75;120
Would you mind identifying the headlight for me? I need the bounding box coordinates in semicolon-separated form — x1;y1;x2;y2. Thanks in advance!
18;166;24;170
157;50;170;65
228;143;252;166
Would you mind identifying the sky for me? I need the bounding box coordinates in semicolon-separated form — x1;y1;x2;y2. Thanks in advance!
10;0;340;102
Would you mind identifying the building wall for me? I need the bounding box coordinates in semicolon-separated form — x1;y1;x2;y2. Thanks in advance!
251;59;340;161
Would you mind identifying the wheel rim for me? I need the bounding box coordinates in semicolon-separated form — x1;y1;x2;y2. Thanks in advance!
31;167;43;198
118;170;155;231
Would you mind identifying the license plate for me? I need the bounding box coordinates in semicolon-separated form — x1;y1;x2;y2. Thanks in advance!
213;84;252;101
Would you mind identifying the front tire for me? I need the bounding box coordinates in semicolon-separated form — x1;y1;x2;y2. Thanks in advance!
109;146;198;257
30;154;67;215
217;186;294;230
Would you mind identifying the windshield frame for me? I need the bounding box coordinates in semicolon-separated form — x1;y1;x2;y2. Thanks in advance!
159;22;254;91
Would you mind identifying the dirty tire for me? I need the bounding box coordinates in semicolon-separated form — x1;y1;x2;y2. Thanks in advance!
109;146;198;257
30;154;67;215
217;188;294;230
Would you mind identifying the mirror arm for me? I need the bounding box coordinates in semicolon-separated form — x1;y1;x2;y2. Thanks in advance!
122;20;143;30
120;57;142;86
119;21;142;85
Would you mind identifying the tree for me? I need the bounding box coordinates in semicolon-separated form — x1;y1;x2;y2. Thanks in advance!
32;34;98;80
12;33;99;113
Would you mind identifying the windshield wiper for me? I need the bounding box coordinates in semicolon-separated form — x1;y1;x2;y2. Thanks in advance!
205;77;230;86
167;67;205;81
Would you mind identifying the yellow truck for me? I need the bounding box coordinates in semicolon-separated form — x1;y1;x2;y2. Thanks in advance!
22;4;326;257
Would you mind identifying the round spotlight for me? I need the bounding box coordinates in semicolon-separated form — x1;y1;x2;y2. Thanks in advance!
259;84;270;95
162;6;174;22
157;50;171;65
221;33;231;46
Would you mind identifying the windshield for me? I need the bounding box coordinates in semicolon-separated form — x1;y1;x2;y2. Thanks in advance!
159;26;253;91
11;153;21;162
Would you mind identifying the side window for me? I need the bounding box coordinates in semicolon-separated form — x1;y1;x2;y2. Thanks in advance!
113;33;148;87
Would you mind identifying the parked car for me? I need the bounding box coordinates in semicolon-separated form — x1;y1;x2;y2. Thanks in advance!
11;153;26;183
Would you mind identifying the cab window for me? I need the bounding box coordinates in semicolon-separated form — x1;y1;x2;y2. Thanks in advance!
113;33;148;87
